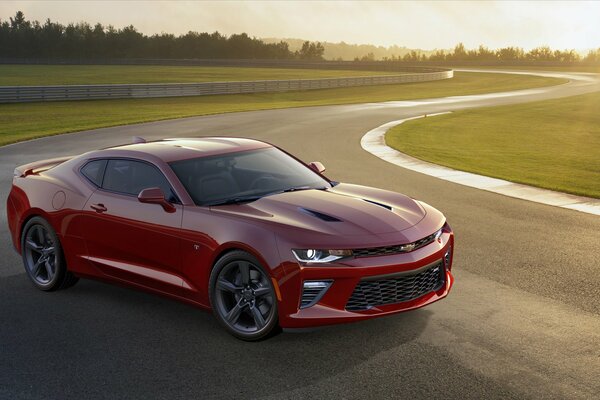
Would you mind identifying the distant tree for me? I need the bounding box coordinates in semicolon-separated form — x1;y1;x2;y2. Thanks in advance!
584;48;600;63
359;52;375;61
402;50;421;62
10;10;27;30
450;43;467;60
296;41;325;60
496;47;525;62
552;49;580;63
527;46;553;61
475;45;496;61
429;49;447;62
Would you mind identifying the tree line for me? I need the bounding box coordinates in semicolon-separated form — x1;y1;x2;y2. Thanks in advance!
358;43;599;64
267;39;600;65
0;11;325;60
262;37;439;61
1;11;598;65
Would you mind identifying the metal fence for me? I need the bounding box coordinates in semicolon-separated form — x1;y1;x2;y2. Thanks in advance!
0;70;453;103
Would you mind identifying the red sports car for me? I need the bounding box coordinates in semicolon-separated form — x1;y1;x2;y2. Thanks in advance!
6;137;454;340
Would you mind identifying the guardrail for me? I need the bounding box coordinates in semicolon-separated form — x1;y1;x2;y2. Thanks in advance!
0;70;453;103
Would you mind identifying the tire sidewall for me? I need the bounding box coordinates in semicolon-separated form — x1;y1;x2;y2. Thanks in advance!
21;216;66;291
209;250;279;341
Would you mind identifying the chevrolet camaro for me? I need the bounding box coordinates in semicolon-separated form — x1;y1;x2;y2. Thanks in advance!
6;137;454;340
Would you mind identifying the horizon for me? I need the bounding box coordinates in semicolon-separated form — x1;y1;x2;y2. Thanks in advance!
1;1;599;52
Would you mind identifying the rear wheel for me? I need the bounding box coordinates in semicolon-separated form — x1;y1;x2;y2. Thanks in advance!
209;251;279;341
21;217;79;291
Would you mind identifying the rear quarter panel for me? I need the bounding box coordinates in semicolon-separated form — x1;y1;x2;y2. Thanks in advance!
8;163;96;275
6;185;27;250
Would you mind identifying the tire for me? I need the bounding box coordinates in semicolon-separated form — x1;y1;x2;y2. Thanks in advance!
209;250;280;341
21;216;79;291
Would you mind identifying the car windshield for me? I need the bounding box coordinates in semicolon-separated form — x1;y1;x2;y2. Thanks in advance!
169;147;331;206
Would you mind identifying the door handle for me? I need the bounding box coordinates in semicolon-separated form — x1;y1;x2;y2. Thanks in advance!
90;203;107;213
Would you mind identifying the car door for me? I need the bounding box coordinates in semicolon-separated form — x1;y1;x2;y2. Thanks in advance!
82;158;186;295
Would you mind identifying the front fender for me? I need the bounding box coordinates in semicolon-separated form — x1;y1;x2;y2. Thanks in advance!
179;206;285;306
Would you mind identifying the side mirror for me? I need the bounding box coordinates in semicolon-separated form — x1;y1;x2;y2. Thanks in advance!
308;161;326;174
138;187;176;213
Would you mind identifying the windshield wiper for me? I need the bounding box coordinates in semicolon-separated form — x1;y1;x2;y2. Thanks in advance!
281;185;313;193
206;195;263;207
280;185;329;193
207;186;328;206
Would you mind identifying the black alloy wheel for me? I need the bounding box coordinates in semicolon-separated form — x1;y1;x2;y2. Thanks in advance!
210;251;279;340
21;217;78;291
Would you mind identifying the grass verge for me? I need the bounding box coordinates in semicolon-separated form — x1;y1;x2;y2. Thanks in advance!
0;72;565;147
0;65;397;86
451;65;600;73
386;91;600;198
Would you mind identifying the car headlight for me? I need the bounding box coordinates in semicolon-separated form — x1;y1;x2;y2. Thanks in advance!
434;228;443;243
292;249;353;264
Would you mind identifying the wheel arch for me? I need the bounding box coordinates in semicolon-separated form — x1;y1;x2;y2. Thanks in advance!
16;208;52;254
209;242;274;278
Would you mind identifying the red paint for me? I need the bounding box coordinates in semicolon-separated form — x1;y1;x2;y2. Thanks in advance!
6;137;454;329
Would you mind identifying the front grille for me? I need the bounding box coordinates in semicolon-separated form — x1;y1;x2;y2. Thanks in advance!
345;261;444;311
353;232;438;258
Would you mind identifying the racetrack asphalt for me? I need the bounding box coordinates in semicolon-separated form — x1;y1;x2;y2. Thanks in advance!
1;70;599;400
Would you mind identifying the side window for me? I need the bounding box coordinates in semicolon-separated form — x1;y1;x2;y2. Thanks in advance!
81;159;107;187
102;159;174;199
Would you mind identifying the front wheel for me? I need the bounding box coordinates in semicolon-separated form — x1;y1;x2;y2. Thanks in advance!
21;216;79;291
209;251;279;341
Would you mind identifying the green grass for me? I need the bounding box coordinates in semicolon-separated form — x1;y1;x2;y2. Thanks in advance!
0;72;565;147
386;92;600;198
452;65;600;73
0;65;397;86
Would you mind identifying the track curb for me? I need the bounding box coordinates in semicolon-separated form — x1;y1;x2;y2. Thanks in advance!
360;114;600;216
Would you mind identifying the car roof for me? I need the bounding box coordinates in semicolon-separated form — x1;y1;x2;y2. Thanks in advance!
93;137;272;163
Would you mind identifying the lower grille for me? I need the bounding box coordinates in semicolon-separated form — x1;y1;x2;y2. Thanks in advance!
345;261;444;311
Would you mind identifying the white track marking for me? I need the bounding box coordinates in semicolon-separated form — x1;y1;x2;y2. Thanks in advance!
361;113;600;216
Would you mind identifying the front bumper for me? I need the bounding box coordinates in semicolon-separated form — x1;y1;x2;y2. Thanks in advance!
277;230;454;329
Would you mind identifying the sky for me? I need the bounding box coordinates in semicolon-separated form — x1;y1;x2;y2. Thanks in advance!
1;1;599;51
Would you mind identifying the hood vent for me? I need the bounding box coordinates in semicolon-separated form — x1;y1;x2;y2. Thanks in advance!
299;208;342;222
363;199;393;211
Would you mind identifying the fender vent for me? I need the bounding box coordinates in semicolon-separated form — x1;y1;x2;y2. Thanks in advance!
299;208;342;222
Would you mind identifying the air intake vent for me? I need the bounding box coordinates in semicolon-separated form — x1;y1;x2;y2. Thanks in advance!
299;208;342;222
363;199;393;210
300;280;333;309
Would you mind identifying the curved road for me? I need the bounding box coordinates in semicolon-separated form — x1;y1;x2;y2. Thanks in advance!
1;70;599;399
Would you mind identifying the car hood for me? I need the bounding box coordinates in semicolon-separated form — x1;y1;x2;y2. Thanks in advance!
211;183;426;236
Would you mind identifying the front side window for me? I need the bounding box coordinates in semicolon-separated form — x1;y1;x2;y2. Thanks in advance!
102;159;173;199
169;147;331;206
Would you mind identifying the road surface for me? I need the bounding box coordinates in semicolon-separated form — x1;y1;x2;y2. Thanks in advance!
1;70;599;400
